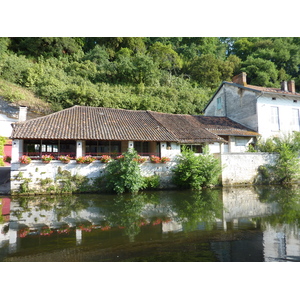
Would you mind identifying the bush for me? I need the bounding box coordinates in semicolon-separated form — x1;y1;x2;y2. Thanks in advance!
255;133;300;185
142;175;160;190
103;149;145;194
172;146;222;190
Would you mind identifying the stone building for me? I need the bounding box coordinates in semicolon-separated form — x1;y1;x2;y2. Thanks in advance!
204;72;300;140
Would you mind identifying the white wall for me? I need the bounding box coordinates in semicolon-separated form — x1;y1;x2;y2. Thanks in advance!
257;95;300;139
217;152;278;185
0;113;16;138
10;159;178;193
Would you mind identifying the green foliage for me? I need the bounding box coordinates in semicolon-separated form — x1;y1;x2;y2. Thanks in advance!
142;175;160;190
171;189;223;232
188;54;237;89
172;146;222;190
0;136;7;166
255;133;300;185
2;37;300;114
103;149;145;194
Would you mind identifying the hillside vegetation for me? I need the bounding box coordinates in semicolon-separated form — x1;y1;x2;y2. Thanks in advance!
1;37;300;115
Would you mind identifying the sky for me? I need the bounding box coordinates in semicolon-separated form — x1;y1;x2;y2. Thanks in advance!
2;1;300;37
1;1;299;298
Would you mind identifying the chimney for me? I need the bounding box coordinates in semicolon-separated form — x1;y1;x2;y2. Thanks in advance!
232;72;247;86
18;106;27;122
287;80;295;93
281;81;288;92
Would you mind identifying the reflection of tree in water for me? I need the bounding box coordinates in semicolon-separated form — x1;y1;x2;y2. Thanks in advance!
12;195;90;222
170;189;223;232
105;194;148;242
255;186;300;231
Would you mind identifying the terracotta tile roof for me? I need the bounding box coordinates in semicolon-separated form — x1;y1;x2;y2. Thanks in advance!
11;106;259;143
193;116;260;137
229;82;300;97
148;111;226;144
11;106;177;142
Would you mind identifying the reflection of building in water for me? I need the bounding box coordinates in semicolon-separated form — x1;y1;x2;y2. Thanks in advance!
2;188;300;262
263;224;300;262
222;187;280;221
215;187;300;261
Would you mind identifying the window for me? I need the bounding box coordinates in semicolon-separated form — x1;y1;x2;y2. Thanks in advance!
291;108;300;131
217;97;222;110
87;141;121;155
41;143;58;153
134;141;149;155
271;106;280;131
24;140;76;157
235;137;248;146
181;145;203;153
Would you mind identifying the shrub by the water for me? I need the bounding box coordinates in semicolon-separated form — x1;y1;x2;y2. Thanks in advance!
172;146;222;190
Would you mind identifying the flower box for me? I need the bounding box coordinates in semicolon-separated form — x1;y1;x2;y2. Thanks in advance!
99;155;112;163
161;157;170;163
19;155;31;164
150;155;161;163
58;155;72;163
83;155;96;164
41;154;54;163
133;155;147;164
76;156;96;164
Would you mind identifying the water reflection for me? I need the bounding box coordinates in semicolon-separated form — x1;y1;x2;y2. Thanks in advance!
1;186;300;261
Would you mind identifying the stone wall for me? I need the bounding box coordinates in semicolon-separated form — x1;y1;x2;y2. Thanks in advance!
216;152;278;186
10;160;178;194
9;153;279;194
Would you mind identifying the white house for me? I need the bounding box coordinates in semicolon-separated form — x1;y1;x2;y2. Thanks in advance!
204;72;300;140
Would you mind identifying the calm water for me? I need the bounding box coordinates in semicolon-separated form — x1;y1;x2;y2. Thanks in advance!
1;186;300;262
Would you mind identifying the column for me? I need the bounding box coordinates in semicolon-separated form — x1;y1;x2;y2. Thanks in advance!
11;139;23;163
160;142;167;157
128;141;134;151
76;140;83;158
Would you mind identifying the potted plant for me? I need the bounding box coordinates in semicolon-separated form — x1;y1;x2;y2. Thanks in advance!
83;155;96;164
19;155;31;164
76;156;96;164
76;156;85;164
58;155;72;163
133;155;147;164
161;157;170;163
41;154;54;163
150;155;161;163
99;155;112;163
4;156;11;163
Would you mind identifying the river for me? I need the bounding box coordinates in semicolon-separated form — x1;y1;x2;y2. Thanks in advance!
1;186;300;262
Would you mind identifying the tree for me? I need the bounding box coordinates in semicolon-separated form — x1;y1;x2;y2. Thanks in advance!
148;42;182;75
188;54;235;88
9;37;82;58
241;56;279;87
